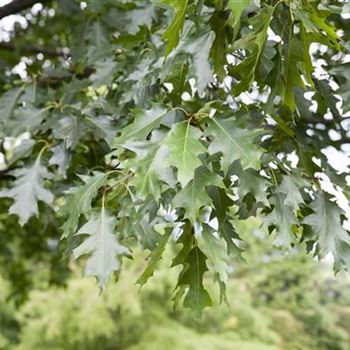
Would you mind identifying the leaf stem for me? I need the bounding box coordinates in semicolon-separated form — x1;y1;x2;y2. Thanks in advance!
270;168;278;186
102;190;106;210
173;107;190;117
36;140;52;160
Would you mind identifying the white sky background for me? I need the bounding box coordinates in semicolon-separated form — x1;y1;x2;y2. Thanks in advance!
0;0;349;240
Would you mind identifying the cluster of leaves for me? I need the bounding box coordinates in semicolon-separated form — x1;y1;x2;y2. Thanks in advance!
0;0;349;315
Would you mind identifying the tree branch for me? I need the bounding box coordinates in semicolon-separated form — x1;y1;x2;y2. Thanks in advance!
0;0;50;20
303;116;350;125
36;66;94;87
0;41;64;57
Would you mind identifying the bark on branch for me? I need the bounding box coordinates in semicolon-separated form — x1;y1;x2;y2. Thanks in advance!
0;41;64;57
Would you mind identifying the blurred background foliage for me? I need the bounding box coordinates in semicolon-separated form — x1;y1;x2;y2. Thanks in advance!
1;218;349;350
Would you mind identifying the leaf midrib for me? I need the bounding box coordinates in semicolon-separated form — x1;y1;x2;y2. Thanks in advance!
211;118;250;161
65;174;106;235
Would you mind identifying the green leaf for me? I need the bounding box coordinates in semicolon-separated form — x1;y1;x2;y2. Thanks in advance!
295;6;342;50
300;23;314;86
168;30;216;94
206;185;244;258
73;207;129;289
0;87;24;125
5;138;35;167
198;224;229;287
278;174;308;211
53;115;85;150
304;192;350;269
207;117;263;173
129;206;161;251
276;6;306;112
162;0;189;55
122;57;162;107
264;50;283;114
207;186;234;224
163;122;206;187
231;6;274;94
329;63;350;112
271;3;306;111
86;115;118;146
87;21;112;62
126;6;156;35
230;162;269;205
220;219;244;258
49;143;71;178
112;104;168;148
125;138;175;200
0;156;53;225
314;79;342;121
4;105;47;137
210;11;228;80
174;166;223;224
268;113;295;137
90;59;117;87
171;222;194;267
283;39;306;111
264;192;297;247
136;226;171;287
61;172;109;237
176;246;212;318
227;0;250;38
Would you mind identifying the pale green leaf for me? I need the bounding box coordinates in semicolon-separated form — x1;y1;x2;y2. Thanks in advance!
0;87;24;125
125;139;175;200
0;157;53;225
278;174;308;211
112;104;168;148
49;143;71;178
74;207;129;289
4;105;47;137
90;59;117;87
86;115;118;146
207;117;263;173
163;122;206;187
5;139;35;167
126;6;156;35
53;115;85;150
304;192;350;269
61;172;109;237
230;163;269;204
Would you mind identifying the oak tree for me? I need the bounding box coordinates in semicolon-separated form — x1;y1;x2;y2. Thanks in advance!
0;0;349;315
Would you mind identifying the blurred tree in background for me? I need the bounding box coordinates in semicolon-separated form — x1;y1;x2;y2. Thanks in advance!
1;219;350;350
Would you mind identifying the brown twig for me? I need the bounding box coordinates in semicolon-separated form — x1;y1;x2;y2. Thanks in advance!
0;41;64;58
